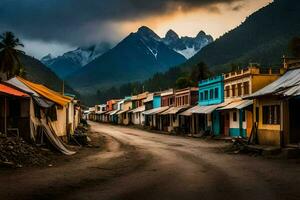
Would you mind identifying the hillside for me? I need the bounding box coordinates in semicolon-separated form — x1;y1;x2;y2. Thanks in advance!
87;0;300;105
186;0;300;72
20;54;78;95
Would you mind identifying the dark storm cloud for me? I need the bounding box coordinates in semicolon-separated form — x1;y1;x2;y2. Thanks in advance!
0;0;242;45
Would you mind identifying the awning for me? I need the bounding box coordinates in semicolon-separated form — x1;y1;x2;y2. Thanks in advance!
160;105;190;115
117;109;130;115
217;100;253;110
192;102;230;114
110;110;119;115
129;105;146;113
179;106;197;116
143;106;169;115
143;93;154;103
17;77;71;106
0;84;29;97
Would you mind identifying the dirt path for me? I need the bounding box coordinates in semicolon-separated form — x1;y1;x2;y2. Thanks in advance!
1;121;300;200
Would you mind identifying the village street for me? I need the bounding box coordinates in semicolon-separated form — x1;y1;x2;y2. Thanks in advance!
1;121;300;200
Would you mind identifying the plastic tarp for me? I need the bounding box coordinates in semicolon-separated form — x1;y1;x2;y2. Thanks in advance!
247;68;300;98
40;119;76;155
32;96;54;108
142;106;169;115
0;84;29;97
5;77;39;96
17;77;71;106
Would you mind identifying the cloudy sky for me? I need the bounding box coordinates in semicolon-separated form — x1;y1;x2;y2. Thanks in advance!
0;0;272;59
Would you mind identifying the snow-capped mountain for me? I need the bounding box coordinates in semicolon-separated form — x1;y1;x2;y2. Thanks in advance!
41;42;111;78
66;26;187;94
162;30;213;59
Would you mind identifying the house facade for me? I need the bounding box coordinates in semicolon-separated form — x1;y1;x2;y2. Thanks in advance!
219;65;282;138
161;87;198;133
248;59;300;146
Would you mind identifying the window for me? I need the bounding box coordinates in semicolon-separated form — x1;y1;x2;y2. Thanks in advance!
210;89;214;100
200;92;204;101
232;85;236;97
215;88;219;99
204;90;208;100
225;86;230;98
263;105;280;125
256;107;259;122
237;83;242;96
124;113;127;119
233;111;237;122
244;82;250;95
184;96;188;105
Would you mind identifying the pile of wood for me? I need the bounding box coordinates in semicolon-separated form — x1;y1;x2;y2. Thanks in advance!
0;135;54;168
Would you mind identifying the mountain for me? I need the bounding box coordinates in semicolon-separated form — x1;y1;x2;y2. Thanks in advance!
185;0;300;72
162;30;213;59
66;26;187;94
20;54;78;95
41;42;111;78
116;0;300;97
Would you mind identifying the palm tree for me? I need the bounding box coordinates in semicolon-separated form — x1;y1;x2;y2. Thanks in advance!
0;31;25;79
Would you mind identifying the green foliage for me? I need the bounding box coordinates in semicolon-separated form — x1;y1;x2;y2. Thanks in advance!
0;31;25;79
289;36;300;57
175;77;193;89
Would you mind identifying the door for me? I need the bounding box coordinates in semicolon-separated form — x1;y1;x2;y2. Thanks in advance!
222;112;230;136
246;111;253;138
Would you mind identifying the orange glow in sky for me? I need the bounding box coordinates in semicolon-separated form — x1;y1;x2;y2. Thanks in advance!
119;0;273;39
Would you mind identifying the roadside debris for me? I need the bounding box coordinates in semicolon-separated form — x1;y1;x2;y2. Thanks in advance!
224;137;261;156
0;135;54;168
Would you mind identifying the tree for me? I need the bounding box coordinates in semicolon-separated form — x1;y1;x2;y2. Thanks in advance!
189;62;211;85
175;76;193;89
0;31;25;79
289;36;300;57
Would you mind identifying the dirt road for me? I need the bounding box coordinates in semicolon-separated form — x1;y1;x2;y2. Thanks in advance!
1;121;300;200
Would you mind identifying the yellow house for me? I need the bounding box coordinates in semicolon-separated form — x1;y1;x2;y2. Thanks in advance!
221;64;283;138
248;60;300;147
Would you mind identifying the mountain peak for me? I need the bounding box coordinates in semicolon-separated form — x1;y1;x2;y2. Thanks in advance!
137;26;160;40
196;31;206;38
165;29;179;40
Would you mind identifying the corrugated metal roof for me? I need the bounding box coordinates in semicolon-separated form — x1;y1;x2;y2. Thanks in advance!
247;68;300;98
160;105;190;115
179;106;197;116
217;100;253;110
192;102;231;114
129;105;146;113
142;106;169;115
143;93;154;103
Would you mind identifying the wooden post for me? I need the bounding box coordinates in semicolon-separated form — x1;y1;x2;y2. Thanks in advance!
4;96;7;135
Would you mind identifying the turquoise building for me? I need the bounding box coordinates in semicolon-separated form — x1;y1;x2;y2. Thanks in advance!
198;75;224;135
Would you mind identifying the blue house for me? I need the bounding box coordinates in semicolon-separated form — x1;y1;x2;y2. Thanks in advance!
199;76;224;106
196;75;224;135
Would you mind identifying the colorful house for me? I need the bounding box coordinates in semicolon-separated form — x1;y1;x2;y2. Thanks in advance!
247;59;300;146
117;97;132;125
219;65;282;138
161;87;198;133
181;76;225;136
143;91;170;129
